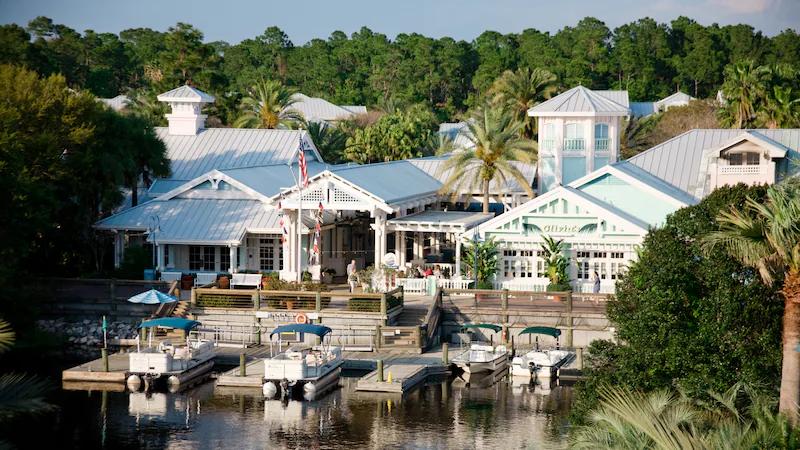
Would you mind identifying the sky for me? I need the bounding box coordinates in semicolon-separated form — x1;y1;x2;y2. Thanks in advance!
0;0;797;44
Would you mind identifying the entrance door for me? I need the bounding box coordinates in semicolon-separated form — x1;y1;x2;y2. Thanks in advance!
258;238;281;272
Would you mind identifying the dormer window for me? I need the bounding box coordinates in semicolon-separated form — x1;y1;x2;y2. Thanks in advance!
594;123;609;151
727;151;760;166
564;123;585;151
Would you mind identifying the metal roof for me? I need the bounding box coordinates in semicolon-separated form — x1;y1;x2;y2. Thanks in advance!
438;121;475;149
155;128;320;181
330;160;442;205
95;198;281;244
341;105;367;115
289;94;360;123
594;90;630;109
628;129;800;198
630;102;657;117
98;94;130;111
221;161;328;197
528;86;630;117
655;91;693;109
386;210;492;232
156;85;215;103
408;155;536;194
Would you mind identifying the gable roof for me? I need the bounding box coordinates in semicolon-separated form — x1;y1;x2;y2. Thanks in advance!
655;91;693;108
628;129;800;198
473;185;650;236
528;86;630;117
155;128;322;181
156;85;215;103
438;121;475;150
595;90;630;109
569;162;697;207
95;198;281;244
98;94;130;111
289;94;359;122
331;160;442;205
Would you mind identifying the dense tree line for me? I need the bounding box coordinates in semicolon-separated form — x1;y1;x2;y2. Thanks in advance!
2;16;798;122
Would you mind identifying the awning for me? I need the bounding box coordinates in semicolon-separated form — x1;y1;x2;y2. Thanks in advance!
270;324;332;338
461;323;502;333
519;326;561;338
139;318;201;331
386;211;493;233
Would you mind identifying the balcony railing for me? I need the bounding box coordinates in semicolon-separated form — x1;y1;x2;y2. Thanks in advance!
564;138;585;151
595;138;610;151
719;165;763;175
540;139;555;151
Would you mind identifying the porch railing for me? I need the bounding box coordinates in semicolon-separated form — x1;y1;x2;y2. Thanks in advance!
396;277;473;295
564;138;585;151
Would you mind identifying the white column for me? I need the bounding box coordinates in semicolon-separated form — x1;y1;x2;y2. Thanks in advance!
280;210;298;281
156;244;165;271
228;245;236;274
397;231;406;268
455;235;462;277
113;232;124;268
373;212;386;267
587;118;596;174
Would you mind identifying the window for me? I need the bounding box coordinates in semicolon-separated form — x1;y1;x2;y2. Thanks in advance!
611;252;624;259
541;123;555;150
565;123;585;151
220;248;230;272
594;123;609;151
259;239;275;271
163;244;170;267
189;246;216;271
536;250;546;278
576;251;591;279
727;152;760;166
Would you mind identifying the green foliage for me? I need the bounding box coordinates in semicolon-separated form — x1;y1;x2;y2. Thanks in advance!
438;102;536;213
719;61;800;129
574;184;783;420
234;79;302;129
344;105;436;163
488;67;557;139
461;237;499;285
2;16;796;123
571;383;800;449
621;100;720;158
305;121;348;163
116;246;152;279
347;298;381;312
540;235;571;291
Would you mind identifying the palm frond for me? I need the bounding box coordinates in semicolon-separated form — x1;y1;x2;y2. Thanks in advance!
0;373;55;420
0;319;14;353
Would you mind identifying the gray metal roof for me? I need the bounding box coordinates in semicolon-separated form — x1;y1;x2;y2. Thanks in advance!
289;94;359;123
155;128;320;181
438;121;475;150
96;198;280;244
655;91;693;109
408;155;536;194
222;161;328;197
595;90;630;109
528;86;630;116
156;85;215;103
98;94;130;111
610;161;698;205
330;160;442;204
628;129;800;198
341;105;367;115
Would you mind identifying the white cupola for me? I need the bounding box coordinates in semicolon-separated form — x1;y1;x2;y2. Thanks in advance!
156;85;216;136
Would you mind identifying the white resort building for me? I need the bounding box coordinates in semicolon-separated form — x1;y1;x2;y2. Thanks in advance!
96;84;800;294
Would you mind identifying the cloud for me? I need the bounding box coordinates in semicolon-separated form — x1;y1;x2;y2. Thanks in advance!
707;0;776;14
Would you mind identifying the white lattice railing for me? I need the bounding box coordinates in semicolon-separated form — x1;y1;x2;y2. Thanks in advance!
719;165;762;175
493;279;615;294
396;278;474;294
396;278;427;294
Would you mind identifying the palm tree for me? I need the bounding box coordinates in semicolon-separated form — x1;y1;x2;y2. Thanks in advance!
127;89;168;127
489;67;557;139
720;60;769;129
758;86;800;129
234;79;303;129
572;384;800;449
438;103;536;213
0;319;53;427
702;180;800;423
305;121;348;164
